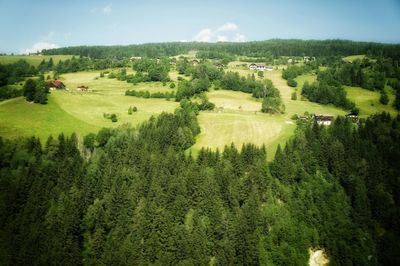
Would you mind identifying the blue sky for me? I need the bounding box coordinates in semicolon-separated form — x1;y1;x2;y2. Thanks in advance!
0;0;399;54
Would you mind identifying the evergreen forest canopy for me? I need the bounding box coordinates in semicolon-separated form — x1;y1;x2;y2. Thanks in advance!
0;99;399;265
42;39;400;60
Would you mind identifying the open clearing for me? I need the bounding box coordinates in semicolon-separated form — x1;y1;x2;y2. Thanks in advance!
342;54;366;62
345;86;397;117
1;62;398;158
0;71;178;141
192;89;296;159
192;65;348;158
0;55;74;67
0;95;97;140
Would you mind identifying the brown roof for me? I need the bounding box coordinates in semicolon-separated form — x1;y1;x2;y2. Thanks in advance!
48;80;64;88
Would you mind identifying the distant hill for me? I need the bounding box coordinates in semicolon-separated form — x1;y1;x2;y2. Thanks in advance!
42;39;400;60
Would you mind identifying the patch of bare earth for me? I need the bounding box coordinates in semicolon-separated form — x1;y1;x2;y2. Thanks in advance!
309;248;329;266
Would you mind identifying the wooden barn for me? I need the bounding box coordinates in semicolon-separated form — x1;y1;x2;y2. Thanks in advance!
47;80;65;90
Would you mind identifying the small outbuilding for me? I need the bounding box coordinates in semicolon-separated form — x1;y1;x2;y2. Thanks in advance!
48;80;65;90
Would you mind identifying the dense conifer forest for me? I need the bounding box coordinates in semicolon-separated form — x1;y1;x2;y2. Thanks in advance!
1;97;399;264
42;39;400;60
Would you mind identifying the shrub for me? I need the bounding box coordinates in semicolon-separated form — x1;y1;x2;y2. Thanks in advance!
287;79;298;87
291;92;297;100
379;91;389;105
110;114;118;122
170;82;176;88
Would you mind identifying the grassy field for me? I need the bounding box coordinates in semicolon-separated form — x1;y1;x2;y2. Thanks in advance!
190;65;349;159
345;86;397;117
191;89;296;160
0;71;179;141
0;95;98;140
2;63;397;159
0;55;74;66
342;55;366;62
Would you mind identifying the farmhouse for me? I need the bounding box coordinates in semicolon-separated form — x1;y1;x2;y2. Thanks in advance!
249;63;273;71
314;114;334;125
48;80;65;90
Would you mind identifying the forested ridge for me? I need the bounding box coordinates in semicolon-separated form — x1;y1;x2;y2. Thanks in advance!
1;97;399;265
42;39;400;60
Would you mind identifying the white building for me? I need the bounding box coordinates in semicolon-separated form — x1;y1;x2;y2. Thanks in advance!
249;63;268;71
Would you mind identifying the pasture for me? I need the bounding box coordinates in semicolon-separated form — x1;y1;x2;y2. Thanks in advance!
191;89;296;160
345;86;397;117
0;55;74;66
0;71;179;141
0;95;97;140
1;61;398;159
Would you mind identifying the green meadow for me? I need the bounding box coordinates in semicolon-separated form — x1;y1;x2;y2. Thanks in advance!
345;85;397;117
0;60;398;159
0;55;74;66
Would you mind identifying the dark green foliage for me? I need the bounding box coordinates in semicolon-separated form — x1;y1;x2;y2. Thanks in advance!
301;80;354;109
0;85;22;100
261;96;285;113
42;39;400;60
395;90;400;110
0;60;37;87
175;78;210;101
22;78;49;104
83;133;96;152
282;64;313;80
103;113;118;122
125;89;175;99
196;94;215;110
379;90;389;105
287;78;297;87
110;114;117;122
22;78;37;102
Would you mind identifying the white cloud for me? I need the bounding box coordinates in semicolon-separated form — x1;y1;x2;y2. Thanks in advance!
193;28;213;42
193;22;245;42
21;42;59;54
217;22;238;32
234;33;246;42
102;3;112;14
216;35;228;42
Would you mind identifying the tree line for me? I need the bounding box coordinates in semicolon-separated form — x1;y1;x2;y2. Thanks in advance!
42;39;400;60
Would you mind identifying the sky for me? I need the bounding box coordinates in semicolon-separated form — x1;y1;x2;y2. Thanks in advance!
0;0;399;54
